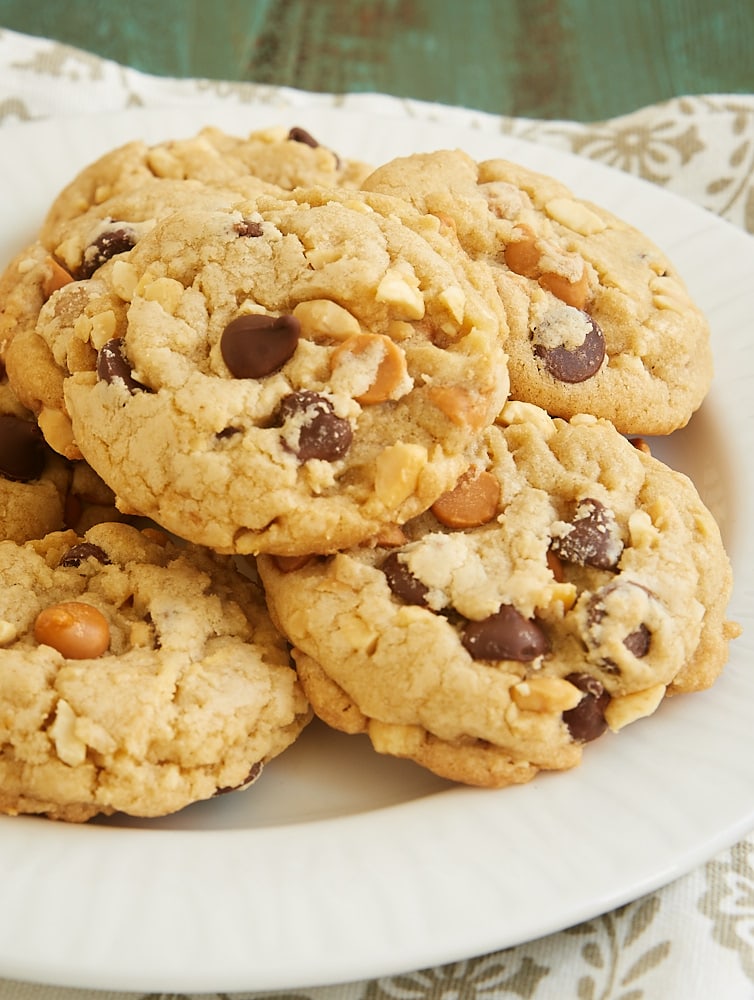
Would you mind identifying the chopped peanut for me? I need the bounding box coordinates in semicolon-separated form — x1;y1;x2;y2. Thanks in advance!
511;676;583;713
293;299;361;341
43;256;74;298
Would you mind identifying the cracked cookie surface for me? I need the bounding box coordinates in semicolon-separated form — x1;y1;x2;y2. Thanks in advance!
0;521;310;821
258;401;738;788
46;188;509;555
362;149;713;435
41;123;372;245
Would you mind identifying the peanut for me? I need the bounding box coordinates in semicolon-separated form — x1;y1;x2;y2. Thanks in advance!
511;676;583;713
604;684;666;731
371;524;409;547
374;442;427;507
375;266;425;319
43;257;74;298
431;468;500;528
293;299;361;341
34;601;110;659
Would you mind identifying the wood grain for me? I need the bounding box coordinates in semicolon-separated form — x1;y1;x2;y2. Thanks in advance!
0;0;750;121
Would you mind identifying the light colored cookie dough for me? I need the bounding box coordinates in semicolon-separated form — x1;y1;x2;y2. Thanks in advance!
258;401;739;788
41;123;372;245
47;188;509;555
362;149;713;435
0;521;310;821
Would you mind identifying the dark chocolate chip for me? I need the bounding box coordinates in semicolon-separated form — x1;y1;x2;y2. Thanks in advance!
277;390;352;462
584;581;655;667
216;426;242;440
534;314;605;383
221;313;300;379
550;497;623;570
59;542;111;568
77;226;137;279
234;218;264;237
462;605;551;662
288;126;319;148
563;672;610;742
381;550;429;607
624;623;651;658
0;413;47;482
97;338;150;393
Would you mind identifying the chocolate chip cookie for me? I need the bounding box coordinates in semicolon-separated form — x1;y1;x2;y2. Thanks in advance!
48;188;509;555
0;521;310;821
362;149;713;435
258;401;739;788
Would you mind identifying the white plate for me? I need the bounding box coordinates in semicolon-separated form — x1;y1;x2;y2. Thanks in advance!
1;103;753;994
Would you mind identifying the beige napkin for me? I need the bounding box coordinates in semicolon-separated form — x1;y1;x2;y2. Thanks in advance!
0;25;753;1000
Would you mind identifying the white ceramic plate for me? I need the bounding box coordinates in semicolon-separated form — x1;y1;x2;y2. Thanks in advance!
1;103;753;994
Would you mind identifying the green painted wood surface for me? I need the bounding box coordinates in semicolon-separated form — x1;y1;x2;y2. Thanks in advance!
0;0;751;121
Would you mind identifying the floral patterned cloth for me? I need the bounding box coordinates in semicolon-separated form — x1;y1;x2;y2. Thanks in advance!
0;26;753;1000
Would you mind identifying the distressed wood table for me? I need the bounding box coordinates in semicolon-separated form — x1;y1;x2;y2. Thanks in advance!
0;0;752;121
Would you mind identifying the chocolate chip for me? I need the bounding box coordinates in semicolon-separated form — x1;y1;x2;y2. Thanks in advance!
381;550;429;606
234;218;264;238
461;605;551;662
97;338;150;393
550;497;623;570
59;542;110;567
288;126;319;148
221;314;300;379
624;623;651;658
216;426;242;440
214;761;264;795
534;314;605;383
563;672;609;742
277;390;352;462
77;226;137;279
0;413;47;482
584;581;654;667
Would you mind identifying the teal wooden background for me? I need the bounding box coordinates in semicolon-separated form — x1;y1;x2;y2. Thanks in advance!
0;0;751;121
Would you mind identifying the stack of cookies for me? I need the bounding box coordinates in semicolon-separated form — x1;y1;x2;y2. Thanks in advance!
0;124;740;820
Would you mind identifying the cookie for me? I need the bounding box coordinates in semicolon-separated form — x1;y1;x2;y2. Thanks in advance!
257;401;739;788
362;149;713;435
0;367;71;543
43;188;509;555
0;520;310;821
40;124;372;245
